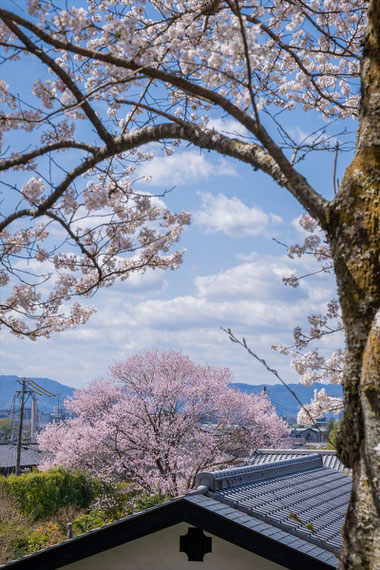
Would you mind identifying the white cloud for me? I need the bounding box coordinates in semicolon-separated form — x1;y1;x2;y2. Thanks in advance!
111;268;168;295
207;117;250;138
270;213;283;224
236;251;258;262
132;296;304;332
194;258;301;301
1;246;339;390
138;151;237;187
288;126;310;144
194;193;283;237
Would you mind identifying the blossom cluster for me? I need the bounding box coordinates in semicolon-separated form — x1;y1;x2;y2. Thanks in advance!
272;215;344;420
0;1;365;338
38;350;289;494
297;388;343;425
1;0;364;158
1;176;190;338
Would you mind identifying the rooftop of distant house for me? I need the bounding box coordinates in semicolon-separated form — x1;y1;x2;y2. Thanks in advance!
0;442;43;474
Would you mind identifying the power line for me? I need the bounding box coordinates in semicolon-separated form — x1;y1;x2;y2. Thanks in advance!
13;378;56;475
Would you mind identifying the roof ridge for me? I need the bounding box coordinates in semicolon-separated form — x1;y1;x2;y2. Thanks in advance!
194;454;323;492
255;449;337;455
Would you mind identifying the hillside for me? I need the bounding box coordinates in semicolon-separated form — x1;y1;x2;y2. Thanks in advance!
0;375;76;413
1;375;342;419
231;382;343;418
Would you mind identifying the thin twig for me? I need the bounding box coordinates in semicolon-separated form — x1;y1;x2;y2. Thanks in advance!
333;141;339;195
221;327;334;448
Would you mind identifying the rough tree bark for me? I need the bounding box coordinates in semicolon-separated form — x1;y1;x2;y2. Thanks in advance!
325;1;380;566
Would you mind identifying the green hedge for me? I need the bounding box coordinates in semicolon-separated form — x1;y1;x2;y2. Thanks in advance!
0;468;99;520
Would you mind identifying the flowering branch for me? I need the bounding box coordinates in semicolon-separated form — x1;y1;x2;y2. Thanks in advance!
222;327;334;445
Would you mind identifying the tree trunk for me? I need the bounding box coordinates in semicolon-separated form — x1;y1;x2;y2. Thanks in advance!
326;1;380;566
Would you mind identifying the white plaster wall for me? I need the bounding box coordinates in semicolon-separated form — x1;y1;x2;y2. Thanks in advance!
61;523;287;570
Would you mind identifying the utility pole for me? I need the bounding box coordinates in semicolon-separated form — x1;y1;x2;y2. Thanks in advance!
10;393;17;441
13;378;56;474
15;379;26;475
31;396;38;442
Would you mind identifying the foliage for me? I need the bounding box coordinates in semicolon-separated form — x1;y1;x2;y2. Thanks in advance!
38;349;288;494
50;503;84;533
327;420;341;449
0;468;168;563
271;215;344;423
72;486;168;535
0;1;364;339
72;510;109;535
326;419;337;435
27;521;64;553
0;467;99;520
126;488;168;514
0;417;13;441
0;488;32;564
90;477;169;519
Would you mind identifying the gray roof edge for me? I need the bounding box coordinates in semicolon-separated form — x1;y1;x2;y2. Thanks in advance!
194;454;323;491
255;449;337;455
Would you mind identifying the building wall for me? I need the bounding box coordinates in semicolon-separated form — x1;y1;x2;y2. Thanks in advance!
61;522;287;570
291;428;323;442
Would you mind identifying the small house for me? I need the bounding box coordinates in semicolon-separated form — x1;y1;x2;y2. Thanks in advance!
1;454;350;569
290;427;327;443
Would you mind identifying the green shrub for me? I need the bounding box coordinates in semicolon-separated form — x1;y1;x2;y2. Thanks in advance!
72;510;110;534
27;521;64;553
0;488;32;564
326;420;341;449
0;468;169;561
0;468;99;520
71;488;168;536
125;488;168;515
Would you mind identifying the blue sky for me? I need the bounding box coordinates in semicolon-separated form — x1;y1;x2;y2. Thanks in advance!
1;124;349;389
0;2;353;389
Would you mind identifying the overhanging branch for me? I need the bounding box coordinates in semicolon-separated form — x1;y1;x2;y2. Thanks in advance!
0;122;328;232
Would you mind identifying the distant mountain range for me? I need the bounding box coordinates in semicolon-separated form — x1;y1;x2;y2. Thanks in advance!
0;375;75;414
231;382;343;418
1;375;342;419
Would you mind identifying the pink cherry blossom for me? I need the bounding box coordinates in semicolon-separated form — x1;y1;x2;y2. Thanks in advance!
38;349;289;494
273;215;344;420
0;1;365;338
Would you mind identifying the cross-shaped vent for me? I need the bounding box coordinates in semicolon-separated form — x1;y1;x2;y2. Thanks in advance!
179;527;212;561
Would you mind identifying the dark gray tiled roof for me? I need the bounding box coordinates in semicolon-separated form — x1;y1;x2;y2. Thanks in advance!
0;443;42;469
185;493;338;568
195;454;351;560
248;449;349;473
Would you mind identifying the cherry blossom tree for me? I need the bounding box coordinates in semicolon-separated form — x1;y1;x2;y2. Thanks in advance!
37;349;288;495
272;213;345;424
1;1;379;566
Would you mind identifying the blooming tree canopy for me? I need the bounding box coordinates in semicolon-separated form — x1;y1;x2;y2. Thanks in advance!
0;0;364;339
38;349;288;495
